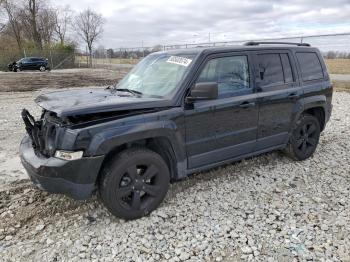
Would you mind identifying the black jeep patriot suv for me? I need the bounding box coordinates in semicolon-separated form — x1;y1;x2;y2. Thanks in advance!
20;42;332;219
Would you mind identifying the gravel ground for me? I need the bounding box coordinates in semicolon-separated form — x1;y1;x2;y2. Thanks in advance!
0;91;349;261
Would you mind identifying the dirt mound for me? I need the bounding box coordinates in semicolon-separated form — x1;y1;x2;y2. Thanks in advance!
0;68;129;92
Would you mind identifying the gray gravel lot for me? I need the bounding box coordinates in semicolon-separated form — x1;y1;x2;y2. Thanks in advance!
0;91;349;261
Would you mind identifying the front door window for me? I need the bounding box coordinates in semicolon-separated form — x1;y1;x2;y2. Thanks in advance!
196;55;251;98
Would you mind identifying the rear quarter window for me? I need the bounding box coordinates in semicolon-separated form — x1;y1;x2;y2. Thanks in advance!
296;52;324;81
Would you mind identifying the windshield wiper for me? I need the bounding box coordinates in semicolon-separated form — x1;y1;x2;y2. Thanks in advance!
114;88;143;96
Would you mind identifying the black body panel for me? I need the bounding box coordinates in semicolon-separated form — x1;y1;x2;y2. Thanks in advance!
35;88;173;117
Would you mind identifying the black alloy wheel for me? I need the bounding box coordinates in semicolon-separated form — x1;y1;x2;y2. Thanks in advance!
287;114;321;161
99;147;170;219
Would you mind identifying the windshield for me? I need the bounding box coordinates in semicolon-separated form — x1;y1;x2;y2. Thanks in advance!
115;53;195;98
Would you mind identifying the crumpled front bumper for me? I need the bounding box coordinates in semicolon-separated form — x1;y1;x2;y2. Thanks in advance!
20;135;105;200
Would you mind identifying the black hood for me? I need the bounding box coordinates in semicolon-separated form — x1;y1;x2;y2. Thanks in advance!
35;88;171;117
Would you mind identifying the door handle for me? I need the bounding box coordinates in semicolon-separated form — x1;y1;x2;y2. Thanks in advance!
239;101;255;108
288;93;298;99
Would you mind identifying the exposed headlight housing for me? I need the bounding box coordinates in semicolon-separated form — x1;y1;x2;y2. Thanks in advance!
54;150;83;161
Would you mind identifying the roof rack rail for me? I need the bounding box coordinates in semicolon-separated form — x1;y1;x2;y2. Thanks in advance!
244;41;311;47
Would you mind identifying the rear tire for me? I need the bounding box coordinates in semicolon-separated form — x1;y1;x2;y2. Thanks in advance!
99;147;170;220
286;114;320;161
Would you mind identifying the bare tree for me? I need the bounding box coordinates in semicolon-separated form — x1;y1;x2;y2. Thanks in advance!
152;45;163;52
1;0;23;50
0;23;4;34
0;11;5;34
22;0;45;49
0;0;5;32
74;8;104;67
1;0;66;50
38;7;56;45
53;6;72;45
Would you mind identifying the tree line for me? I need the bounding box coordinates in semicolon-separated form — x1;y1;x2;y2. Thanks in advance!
0;0;104;67
323;51;350;59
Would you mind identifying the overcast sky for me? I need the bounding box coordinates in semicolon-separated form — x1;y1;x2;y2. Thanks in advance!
58;0;350;49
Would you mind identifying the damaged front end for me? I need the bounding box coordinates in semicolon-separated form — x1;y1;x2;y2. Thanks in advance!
21;109;60;157
19;87;173;200
21;105;168;158
19;108;105;199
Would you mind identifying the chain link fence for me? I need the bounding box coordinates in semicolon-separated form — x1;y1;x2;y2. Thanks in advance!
1;33;349;71
163;33;350;53
0;48;75;71
74;33;350;70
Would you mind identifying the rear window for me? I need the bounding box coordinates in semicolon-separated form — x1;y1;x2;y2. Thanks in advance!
296;52;324;81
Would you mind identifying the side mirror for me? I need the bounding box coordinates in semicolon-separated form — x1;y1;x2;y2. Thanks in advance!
187;82;218;102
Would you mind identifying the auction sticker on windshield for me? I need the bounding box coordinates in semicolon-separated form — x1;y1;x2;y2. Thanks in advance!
166;56;192;67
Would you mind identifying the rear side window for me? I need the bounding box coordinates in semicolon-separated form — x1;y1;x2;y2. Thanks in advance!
296;52;324;81
257;54;284;87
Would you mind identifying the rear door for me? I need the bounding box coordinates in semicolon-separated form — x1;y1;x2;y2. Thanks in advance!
25;58;37;70
253;50;302;150
31;58;41;69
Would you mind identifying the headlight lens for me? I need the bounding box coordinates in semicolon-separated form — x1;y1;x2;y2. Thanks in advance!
54;150;83;161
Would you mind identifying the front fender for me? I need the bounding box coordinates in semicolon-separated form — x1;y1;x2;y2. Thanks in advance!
87;120;186;163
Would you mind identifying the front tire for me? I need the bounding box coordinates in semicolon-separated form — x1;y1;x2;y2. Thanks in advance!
286;114;320;161
39;66;46;72
99;147;170;220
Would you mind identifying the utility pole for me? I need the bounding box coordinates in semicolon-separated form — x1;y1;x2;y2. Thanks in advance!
208;32;211;43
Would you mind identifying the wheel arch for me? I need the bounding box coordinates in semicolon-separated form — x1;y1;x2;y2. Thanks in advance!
294;95;327;131
91;123;188;185
303;106;326;131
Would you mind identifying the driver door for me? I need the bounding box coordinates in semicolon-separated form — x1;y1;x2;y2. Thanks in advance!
20;58;31;70
185;52;258;169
